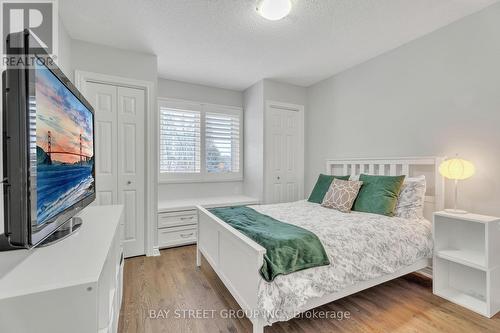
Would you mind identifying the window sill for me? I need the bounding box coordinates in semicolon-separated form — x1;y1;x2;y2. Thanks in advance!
158;176;243;184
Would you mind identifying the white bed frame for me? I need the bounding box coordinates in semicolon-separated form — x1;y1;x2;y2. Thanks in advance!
196;157;444;333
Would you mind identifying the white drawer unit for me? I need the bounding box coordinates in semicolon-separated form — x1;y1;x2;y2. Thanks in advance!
156;196;260;251
157;210;198;249
0;205;124;333
158;210;197;228
158;225;197;248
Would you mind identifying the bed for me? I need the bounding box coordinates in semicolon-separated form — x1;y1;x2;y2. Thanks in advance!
196;157;445;333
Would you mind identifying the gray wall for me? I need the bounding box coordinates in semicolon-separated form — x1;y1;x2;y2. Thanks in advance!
263;79;307;106
158;78;242;107
243;80;265;200
243;79;307;201
157;78;306;202
57;17;72;79
306;3;500;216
71;40;157;83
157;78;244;201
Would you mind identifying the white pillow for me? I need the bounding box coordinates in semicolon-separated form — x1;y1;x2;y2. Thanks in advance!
394;175;426;219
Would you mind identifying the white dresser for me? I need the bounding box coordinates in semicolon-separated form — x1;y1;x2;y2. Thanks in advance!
157;195;259;249
0;205;124;333
433;211;500;318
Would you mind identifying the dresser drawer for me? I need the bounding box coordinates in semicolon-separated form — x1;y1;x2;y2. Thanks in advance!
158;225;197;248
158;210;197;228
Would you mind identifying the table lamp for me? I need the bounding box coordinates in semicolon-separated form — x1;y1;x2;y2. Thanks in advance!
439;157;475;214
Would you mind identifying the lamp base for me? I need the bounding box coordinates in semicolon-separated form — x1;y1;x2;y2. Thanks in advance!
444;208;468;214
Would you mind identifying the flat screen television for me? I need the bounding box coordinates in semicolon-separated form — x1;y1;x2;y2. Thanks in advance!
1;30;95;250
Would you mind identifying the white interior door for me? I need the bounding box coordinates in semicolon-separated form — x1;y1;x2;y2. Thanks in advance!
85;83;118;206
83;82;146;257
265;102;304;204
117;86;145;257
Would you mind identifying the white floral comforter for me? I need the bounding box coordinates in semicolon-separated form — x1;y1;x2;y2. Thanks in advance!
249;200;433;325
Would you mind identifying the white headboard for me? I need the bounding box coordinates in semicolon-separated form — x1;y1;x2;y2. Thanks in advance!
325;157;445;220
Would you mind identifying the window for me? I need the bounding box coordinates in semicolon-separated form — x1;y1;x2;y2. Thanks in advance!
159;108;201;173
159;99;242;182
205;112;240;174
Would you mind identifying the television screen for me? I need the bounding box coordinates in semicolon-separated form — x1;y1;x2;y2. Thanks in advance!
1;30;96;250
34;62;95;228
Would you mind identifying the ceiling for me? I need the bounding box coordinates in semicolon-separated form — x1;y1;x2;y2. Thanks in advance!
60;0;499;90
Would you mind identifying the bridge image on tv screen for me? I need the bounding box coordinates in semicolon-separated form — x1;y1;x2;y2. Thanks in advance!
35;62;95;226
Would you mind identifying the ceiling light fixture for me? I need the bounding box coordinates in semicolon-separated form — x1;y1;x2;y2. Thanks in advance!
256;0;292;21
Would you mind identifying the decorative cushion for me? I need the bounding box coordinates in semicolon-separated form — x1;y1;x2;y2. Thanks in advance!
308;174;350;204
352;174;406;216
321;179;363;213
394;176;426;219
349;174;360;181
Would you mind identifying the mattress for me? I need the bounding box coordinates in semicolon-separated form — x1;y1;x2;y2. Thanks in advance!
250;200;433;325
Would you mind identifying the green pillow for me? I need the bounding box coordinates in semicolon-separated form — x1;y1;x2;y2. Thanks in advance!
308;174;350;204
352;174;406;216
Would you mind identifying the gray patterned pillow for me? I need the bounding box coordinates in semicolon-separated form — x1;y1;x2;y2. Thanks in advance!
394;176;426;219
321;179;363;213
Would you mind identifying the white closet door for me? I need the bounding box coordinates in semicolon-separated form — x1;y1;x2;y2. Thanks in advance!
83;82;145;257
84;82;118;206
117;86;145;257
265;104;304;204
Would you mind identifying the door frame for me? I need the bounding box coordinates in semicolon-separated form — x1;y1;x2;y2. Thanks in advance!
75;70;157;257
264;100;305;204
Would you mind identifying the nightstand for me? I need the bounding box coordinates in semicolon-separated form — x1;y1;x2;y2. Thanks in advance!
433;211;500;317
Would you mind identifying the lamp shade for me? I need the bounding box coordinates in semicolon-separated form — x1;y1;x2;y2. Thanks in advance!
439;158;475;180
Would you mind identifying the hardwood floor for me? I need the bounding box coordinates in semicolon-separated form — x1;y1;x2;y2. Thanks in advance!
118;245;500;333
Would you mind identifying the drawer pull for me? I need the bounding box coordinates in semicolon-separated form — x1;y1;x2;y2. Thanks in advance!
180;216;194;221
180;233;194;238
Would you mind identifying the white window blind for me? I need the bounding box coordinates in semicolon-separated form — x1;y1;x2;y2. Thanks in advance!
205;112;240;173
159;108;201;173
159;99;242;182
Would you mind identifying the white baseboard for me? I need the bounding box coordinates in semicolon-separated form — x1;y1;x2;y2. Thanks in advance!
149;247;161;256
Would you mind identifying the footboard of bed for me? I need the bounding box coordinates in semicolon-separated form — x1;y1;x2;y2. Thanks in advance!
196;206;430;333
197;206;266;332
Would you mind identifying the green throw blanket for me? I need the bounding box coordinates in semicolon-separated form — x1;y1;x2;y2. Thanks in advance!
208;206;330;282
